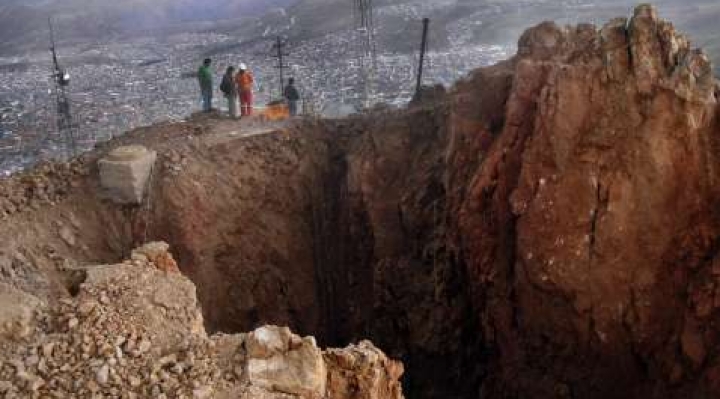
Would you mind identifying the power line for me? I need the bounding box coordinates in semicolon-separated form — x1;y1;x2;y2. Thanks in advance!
48;17;77;158
415;18;430;97
351;0;378;109
271;36;290;101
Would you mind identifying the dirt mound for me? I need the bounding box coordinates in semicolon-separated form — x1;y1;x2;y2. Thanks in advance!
1;4;720;398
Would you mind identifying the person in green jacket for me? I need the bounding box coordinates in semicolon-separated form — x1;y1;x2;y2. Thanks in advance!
198;58;213;112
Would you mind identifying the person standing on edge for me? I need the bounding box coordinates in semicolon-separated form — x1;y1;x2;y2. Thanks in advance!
284;78;300;117
220;66;239;119
236;63;254;116
198;58;213;112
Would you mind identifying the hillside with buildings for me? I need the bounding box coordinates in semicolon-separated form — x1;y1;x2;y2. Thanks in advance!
1;1;719;175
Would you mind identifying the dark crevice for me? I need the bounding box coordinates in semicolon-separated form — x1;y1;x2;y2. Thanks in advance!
587;176;608;349
61;267;87;297
589;180;602;261
589;177;610;262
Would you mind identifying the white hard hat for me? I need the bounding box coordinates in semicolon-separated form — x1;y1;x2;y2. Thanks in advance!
239;63;247;70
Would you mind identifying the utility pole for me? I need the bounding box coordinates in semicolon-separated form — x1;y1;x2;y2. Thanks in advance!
272;36;290;101
352;0;378;109
415;18;430;98
48;17;77;158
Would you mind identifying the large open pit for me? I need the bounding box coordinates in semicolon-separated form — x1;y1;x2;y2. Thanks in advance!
137;106;484;398
0;100;488;397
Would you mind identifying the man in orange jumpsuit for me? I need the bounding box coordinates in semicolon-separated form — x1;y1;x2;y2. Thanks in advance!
235;63;254;116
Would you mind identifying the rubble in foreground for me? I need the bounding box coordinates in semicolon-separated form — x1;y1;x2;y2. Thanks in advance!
0;242;404;399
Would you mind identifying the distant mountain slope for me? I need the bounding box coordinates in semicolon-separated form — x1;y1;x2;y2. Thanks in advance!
0;5;50;52
209;0;720;74
0;0;297;53
0;0;718;76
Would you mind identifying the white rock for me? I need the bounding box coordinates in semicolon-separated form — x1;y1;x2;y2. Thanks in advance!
58;226;77;247
138;339;151;354
193;386;213;399
99;145;157;205
246;326;327;397
96;365;110;385
128;375;142;387
245;325;291;359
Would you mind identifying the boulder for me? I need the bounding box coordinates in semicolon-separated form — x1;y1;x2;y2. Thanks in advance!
131;241;180;273
0;283;44;340
245;325;327;397
99;145;157;205
325;341;405;399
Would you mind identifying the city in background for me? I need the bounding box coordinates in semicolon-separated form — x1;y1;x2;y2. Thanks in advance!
0;0;718;175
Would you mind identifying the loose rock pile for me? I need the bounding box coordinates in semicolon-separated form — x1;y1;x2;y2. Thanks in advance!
0;243;404;398
162;150;190;176
0;159;89;219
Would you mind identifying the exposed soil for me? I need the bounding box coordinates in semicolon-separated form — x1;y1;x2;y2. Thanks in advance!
142;109;479;398
2;6;720;399
0;102;485;398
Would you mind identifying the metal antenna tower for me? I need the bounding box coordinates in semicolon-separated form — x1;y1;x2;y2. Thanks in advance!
48;18;77;158
272;36;290;100
352;0;378;109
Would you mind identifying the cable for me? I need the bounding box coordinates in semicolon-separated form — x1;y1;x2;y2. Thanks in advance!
142;160;157;245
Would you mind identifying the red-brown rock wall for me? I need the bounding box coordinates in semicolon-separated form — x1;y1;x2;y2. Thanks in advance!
453;5;720;398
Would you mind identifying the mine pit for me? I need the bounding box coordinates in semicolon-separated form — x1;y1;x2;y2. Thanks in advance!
0;104;479;397
1;6;720;399
138;112;472;398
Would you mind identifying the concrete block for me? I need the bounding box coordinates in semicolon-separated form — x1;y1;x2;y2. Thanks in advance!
99;145;157;205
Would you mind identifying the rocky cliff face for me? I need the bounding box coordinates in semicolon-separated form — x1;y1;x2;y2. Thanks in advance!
0;4;719;398
452;4;720;397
